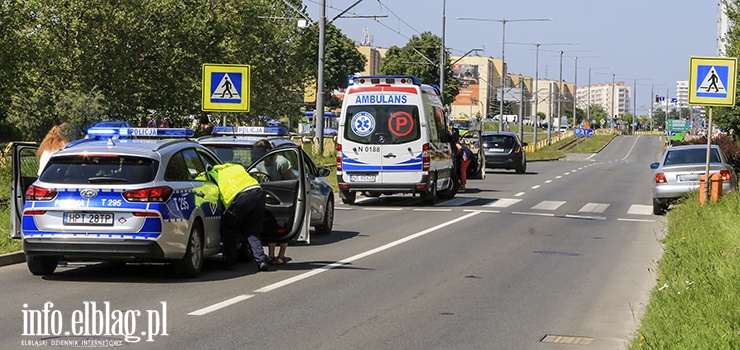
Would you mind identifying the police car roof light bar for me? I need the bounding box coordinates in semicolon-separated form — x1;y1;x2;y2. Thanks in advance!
86;127;195;139
212;126;288;136
348;76;421;86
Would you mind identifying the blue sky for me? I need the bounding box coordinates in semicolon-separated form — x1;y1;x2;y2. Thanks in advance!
303;0;720;112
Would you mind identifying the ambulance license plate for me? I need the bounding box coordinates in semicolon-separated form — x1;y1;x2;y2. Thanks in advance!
64;212;114;226
349;174;376;182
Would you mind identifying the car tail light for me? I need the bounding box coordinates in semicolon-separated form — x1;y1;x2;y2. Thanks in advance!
720;170;732;181
336;143;342;171
422;143;430;171
514;145;521;153
123;186;173;202
23;210;46;216
25;185;57;201
133;212;160;217
655;173;667;183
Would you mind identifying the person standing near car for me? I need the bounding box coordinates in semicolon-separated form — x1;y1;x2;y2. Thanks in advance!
252;139;294;265
37;123;77;176
197;163;269;271
453;134;475;192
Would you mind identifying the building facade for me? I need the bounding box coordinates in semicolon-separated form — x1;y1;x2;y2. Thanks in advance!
575;82;631;121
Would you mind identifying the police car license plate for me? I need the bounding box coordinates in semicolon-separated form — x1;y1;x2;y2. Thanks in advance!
64;212;114;226
349;174;376;182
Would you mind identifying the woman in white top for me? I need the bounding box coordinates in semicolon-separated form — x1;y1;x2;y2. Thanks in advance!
37;123;77;176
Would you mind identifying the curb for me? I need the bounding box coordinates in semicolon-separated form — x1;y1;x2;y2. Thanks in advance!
0;251;25;266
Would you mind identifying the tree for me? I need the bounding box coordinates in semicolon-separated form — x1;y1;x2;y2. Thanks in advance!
714;0;740;136
378;32;460;105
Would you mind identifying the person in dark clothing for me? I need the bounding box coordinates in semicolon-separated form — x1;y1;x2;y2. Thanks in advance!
198;114;213;136
453;134;475;192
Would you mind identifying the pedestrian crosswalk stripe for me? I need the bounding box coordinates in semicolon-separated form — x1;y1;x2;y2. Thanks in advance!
485;198;522;208
627;204;653;215
532;201;566;210
579;203;610;213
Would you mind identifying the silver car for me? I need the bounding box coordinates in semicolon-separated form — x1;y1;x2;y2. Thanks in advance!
650;144;738;215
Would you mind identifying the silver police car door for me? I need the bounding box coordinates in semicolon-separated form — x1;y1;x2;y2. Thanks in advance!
247;145;309;243
11;142;38;239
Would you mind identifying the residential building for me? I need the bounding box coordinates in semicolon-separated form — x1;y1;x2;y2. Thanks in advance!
575;82;631;122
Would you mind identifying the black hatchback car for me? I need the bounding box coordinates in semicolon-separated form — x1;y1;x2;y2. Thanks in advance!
481;131;527;173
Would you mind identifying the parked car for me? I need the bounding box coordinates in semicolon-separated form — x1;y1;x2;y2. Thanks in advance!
650;144;738;215
197;126;334;239
480;131;527;173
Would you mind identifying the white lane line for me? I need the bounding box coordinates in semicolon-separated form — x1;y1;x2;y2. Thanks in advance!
564;172;571;175
544;180;552;183
586;153;597;159
188;294;254;316
618;218;656;222
413;208;452;212
335;207;354;210
565;214;606;220
253;211;482;293
531;185;541;189
515;192;526;197
622;136;640;161
464;209;500;213
556;176;563;179
363;207;403;211
512;212;555;217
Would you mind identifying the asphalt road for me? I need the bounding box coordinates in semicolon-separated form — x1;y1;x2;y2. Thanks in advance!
0;135;666;350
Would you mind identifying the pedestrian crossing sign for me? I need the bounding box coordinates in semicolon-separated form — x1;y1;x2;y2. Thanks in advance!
202;64;250;112
688;56;737;106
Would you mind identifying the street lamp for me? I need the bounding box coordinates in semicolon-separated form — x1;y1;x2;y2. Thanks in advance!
567;55;601;130
507;41;574;149
457;17;553;132
631;77;654;133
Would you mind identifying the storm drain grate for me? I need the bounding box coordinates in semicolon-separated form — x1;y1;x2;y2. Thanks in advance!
541;334;593;345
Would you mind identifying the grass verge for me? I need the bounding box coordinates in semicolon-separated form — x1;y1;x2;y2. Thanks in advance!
627;191;740;349
527;135;614;160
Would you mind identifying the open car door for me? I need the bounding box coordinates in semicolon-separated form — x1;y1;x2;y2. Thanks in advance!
11;142;39;239
247;145;310;244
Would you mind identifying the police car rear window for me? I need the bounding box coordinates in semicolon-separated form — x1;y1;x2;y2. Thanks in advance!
40;155;157;184
205;145;254;169
344;105;421;144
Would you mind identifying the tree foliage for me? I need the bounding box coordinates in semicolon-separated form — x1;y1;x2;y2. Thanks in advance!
378;32;460;105
0;0;364;141
715;0;740;136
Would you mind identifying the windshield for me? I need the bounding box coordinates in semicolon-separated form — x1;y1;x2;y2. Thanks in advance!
344;105;421;144
206;145;255;169
663;148;721;165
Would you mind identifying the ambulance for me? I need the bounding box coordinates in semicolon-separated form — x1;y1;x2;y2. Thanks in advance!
336;76;458;204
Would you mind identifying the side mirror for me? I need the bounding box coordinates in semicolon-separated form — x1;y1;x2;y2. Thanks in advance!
317;167;332;178
650;162;659;169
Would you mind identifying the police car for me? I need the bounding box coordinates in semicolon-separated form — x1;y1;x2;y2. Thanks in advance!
197;126;334;242
10;126;306;277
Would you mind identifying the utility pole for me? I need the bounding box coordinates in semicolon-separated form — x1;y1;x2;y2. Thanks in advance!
315;0;327;155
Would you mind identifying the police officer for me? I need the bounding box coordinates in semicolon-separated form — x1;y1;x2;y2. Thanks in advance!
198;163;269;271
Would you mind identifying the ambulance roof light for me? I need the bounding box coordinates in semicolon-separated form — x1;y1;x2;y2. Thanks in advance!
211;126;288;136
348;76;421;86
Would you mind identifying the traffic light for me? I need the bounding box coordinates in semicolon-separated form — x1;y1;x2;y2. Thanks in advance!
685;115;690;120
655;95;660;103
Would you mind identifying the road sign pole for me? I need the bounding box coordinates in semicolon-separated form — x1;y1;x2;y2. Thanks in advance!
704;106;713;205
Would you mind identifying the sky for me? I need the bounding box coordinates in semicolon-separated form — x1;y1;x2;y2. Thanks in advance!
303;0;721;113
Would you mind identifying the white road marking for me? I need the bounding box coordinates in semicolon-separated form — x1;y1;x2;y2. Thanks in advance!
627;204;653;215
188;294;254;316
531;185;541;189
579;203;610;213
618;218;656;222
622;136;640;161
532;201;566;210
363;207;403;211
485;198;522;208
545;180;552;183
438;197;478;207
564;172;571;175
556;176;562;179
512;212;555;217
413;208;452;212
515;192;525;197
565;214;606;220
252;212;482;293
464;209;500;213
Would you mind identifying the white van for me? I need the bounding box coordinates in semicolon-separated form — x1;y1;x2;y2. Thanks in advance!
336;76;458;204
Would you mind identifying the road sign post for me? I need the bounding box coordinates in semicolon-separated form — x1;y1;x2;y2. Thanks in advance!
688;56;737;204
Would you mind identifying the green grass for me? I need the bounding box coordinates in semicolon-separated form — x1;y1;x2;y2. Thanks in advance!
0;208;20;254
527;135;614;160
626;191;740;349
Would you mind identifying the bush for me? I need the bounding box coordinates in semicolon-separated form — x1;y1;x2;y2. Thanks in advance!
677;134;740;173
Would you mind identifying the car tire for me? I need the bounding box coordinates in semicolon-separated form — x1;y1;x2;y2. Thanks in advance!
437;170;459;200
653;199;668;215
27;255;58;276
422;172;438;205
315;197;334;235
340;190;356;204
516;159;527;174
174;224;204;278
